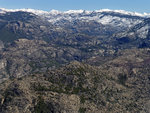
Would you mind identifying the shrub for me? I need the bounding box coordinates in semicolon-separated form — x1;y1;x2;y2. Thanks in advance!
80;95;86;104
34;96;54;113
118;74;127;85
79;107;86;113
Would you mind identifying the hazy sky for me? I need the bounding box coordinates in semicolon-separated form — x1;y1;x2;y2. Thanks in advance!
0;0;150;13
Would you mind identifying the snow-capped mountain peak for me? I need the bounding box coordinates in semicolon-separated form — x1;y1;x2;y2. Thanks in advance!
64;10;84;14
49;9;62;15
0;8;49;15
95;9;150;17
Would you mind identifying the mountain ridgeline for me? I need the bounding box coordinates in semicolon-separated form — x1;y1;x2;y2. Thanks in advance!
0;9;150;113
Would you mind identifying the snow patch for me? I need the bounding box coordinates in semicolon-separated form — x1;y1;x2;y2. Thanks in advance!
137;25;149;38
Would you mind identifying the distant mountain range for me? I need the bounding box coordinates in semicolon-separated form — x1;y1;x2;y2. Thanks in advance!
1;8;150;25
1;8;150;16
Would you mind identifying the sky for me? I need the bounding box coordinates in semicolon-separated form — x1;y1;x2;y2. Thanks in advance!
0;0;150;13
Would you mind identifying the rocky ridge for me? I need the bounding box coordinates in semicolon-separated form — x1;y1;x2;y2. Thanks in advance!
0;48;150;112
